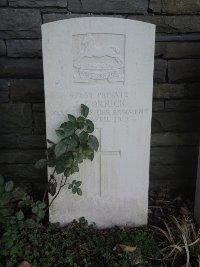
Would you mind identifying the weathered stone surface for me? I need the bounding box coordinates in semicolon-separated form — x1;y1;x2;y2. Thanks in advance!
7;40;42;58
150;0;200;14
33;112;46;134
153;84;184;99
195;147;200;224
0;40;6;55
0;79;9;102
0;9;41;39
0;103;32;134
151;117;163;133
0;90;9;102
129;15;200;33
0;149;45;164
155;42;200;59
0;0;7;6
150;165;197;182
10;79;44;102
165;99;200;111
151;132;200;146
41;7;69;12
0;79;9;91
152;100;164;111
42;13;122;24
0;164;47;179
68;0;148;13
43;13;69;23
0;134;17;148
42;17;155;226
184;83;200;98
32;104;45;111
151;148;176;164
9;0;67;7
156;33;200;42
168;59;200;83
152;112;200;132
175;147;199;164
151;147;198;164
154;59;167;83
0;59;43;78
18;135;46;149
150;165;196;189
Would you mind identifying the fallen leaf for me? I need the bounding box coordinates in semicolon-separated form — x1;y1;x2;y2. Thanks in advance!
113;244;136;253
18;261;31;267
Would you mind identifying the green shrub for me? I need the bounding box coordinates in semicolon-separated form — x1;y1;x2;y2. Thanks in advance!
0;175;46;267
0;104;161;266
1;214;159;267
35;104;99;207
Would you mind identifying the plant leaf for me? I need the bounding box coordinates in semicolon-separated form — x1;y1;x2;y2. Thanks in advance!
16;210;24;220
65;137;78;151
68;114;76;122
76;116;85;129
54;143;67;157
81;104;89;118
34;159;47;169
55;161;66;174
64;169;71;177
77;188;82;196
79;131;88;144
55;129;65;138
32;206;38;214
87;151;94;161
85;119;94;133
72;187;77;194
5;181;14;192
38;202;46;209
48;181;57;196
63;122;76;137
75;181;82;187
88;135;99;152
24;219;36;228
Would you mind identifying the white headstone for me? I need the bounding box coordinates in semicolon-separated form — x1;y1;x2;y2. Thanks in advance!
42;17;155;227
195;146;200;223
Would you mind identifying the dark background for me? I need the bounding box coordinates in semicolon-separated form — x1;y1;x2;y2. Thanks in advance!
0;0;200;197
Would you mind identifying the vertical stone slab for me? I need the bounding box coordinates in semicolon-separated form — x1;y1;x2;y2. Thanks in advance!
195;146;200;224
42;17;155;227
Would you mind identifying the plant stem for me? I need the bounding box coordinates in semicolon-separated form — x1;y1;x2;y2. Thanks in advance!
42;168;56;203
46;175;68;210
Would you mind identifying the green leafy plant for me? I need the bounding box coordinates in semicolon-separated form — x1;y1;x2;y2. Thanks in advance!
35;104;99;207
1;213;160;267
0;175;46;266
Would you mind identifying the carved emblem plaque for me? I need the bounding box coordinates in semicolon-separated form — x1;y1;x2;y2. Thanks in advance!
73;34;125;84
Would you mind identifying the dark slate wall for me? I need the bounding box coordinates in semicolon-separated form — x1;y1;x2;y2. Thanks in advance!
0;0;200;195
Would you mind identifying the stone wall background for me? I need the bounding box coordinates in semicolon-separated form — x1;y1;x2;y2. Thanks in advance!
0;0;200;196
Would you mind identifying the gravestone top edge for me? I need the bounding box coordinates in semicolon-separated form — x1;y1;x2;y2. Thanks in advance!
41;17;156;31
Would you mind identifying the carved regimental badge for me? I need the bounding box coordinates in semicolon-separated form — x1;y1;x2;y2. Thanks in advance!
73;34;125;84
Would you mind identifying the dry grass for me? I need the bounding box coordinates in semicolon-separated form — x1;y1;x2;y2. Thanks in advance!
153;216;200;267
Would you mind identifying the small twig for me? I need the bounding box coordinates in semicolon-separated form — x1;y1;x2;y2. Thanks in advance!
47;175;68;209
42;168;56;202
47;139;55;144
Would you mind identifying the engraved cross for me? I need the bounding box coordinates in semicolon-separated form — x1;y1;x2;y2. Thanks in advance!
97;128;121;196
